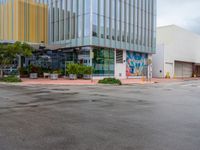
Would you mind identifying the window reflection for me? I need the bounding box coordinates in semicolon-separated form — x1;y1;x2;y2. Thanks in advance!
93;48;114;76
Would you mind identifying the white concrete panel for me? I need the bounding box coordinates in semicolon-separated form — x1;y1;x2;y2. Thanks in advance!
115;50;126;79
152;44;164;77
157;25;200;64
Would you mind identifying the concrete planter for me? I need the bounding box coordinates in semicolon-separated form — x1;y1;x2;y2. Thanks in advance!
83;74;92;80
69;74;77;80
29;73;38;79
50;74;58;80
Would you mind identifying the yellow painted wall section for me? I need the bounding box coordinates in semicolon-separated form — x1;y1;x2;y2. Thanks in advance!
13;0;18;40
0;0;48;43
0;4;3;40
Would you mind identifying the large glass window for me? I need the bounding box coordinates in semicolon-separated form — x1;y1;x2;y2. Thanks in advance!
84;0;91;14
93;48;114;76
106;18;110;39
105;0;110;18
84;14;90;37
92;14;98;37
65;16;70;40
93;0;98;14
100;0;104;16
78;0;83;15
78;16;82;38
100;16;105;38
111;19;115;40
111;0;115;19
71;14;76;39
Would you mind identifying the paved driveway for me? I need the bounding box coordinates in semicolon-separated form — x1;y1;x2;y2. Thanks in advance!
0;81;200;150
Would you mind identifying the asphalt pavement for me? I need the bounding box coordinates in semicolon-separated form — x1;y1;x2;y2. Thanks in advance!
0;80;200;150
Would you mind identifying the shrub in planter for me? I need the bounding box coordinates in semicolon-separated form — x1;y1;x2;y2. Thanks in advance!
67;64;79;80
83;66;93;80
77;65;84;79
50;70;61;80
18;67;28;77
98;78;122;85
29;65;40;79
0;75;22;83
165;72;170;79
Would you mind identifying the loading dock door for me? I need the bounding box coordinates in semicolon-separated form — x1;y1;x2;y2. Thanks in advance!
175;61;193;78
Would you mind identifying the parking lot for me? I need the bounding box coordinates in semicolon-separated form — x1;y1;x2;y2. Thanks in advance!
0;81;200;150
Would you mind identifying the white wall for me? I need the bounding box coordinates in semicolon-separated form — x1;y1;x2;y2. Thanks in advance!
159;26;200;63
154;25;200;77
115;50;126;79
152;44;164;77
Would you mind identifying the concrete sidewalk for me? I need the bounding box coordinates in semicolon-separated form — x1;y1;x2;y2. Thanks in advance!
20;77;200;86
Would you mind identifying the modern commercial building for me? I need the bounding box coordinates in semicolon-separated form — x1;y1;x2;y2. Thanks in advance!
0;0;48;44
0;0;157;79
47;0;156;78
153;25;200;78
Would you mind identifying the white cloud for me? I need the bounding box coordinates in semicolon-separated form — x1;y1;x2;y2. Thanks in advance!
157;0;200;34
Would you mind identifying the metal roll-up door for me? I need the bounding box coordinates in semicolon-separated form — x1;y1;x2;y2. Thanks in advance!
175;61;193;78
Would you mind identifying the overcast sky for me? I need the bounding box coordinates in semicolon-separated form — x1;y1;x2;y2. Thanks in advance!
157;0;200;35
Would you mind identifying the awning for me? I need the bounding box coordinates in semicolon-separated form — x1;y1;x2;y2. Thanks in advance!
30;44;66;51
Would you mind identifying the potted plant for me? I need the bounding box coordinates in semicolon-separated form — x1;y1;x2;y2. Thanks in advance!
50;70;61;80
29;65;39;79
77;64;84;79
18;67;29;78
83;66;93;80
67;64;79;80
193;71;197;78
165;72;170;79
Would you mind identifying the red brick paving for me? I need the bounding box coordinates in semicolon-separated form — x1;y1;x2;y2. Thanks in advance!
21;78;98;85
20;77;199;86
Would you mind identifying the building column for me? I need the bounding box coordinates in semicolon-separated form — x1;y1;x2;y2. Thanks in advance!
147;54;153;81
90;47;94;67
17;55;20;68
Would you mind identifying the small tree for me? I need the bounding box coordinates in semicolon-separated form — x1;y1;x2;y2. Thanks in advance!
0;41;33;78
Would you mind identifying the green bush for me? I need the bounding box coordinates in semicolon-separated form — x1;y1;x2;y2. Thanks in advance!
41;68;51;73
77;64;85;75
28;65;43;75
83;66;93;75
0;75;22;83
52;69;62;75
98;78;122;85
67;63;79;75
19;67;28;75
67;64;93;75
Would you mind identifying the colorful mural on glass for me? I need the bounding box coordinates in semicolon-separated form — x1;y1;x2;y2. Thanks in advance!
126;52;147;76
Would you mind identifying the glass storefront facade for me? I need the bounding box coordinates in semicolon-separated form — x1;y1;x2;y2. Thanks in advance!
26;46;115;76
25;50;77;71
93;48;114;76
